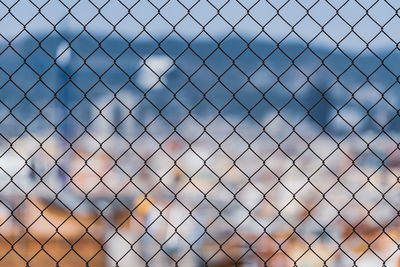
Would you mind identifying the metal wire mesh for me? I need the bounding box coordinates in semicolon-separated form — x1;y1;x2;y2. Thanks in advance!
1;0;400;266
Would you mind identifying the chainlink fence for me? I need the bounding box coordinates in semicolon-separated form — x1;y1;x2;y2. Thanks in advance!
1;0;400;266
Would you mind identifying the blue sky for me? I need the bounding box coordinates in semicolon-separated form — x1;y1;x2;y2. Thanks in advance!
1;0;399;50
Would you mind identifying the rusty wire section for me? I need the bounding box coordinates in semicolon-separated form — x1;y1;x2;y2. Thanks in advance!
1;0;400;266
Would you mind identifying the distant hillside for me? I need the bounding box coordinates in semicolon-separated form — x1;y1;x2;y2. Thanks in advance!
1;33;400;137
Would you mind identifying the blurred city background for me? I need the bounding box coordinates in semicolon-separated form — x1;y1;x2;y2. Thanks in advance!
1;0;400;266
